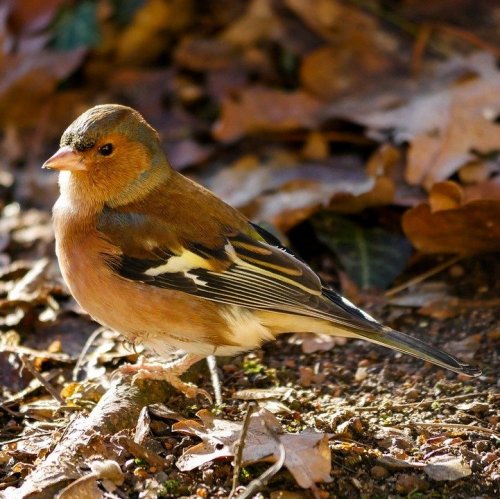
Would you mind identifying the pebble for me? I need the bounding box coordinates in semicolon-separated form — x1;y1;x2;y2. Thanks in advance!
196;486;208;497
481;452;497;465
371;465;389;479
354;366;368;382
405;388;420;400
395;474;429;494
475;441;490;452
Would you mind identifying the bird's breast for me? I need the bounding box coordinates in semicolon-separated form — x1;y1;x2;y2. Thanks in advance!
53;216;272;356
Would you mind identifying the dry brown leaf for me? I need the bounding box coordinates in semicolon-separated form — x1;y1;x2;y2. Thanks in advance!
424;456;472;481
174;37;237;71
402;181;500;253
204;152;382;230
7;0;63;35
463;177;500;202
173;408;332;489
300;43;392;102
220;0;282;48
115;0;193;65
355;53;500;188
0;50;85;127
212;86;322;142
289;333;346;354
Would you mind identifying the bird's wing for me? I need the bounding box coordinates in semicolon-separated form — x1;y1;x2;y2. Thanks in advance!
97;208;382;333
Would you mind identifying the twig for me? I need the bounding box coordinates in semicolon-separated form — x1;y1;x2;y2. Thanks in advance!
113;435;168;469
391;422;500;437
237;416;286;499
0;430;52;446
19;355;65;405
12;377;174;497
354;391;490;412
230;402;256;498
434;23;500;58
72;326;107;381
206;355;222;406
0;401;23;417
2;369;63;407
385;255;463;297
411;24;433;76
0;344;74;363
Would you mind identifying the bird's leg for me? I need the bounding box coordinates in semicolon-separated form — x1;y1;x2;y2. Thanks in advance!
117;353;212;402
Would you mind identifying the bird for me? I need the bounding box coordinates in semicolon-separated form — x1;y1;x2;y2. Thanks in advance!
43;104;480;399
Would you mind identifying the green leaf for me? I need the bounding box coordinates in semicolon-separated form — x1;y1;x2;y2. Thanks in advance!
52;1;100;51
112;0;145;26
312;213;412;290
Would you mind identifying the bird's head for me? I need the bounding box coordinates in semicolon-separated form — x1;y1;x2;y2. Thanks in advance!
43;104;170;207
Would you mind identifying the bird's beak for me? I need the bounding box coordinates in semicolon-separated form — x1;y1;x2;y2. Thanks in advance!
42;146;87;171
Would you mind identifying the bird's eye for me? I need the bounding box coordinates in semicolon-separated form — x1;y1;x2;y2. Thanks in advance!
98;143;114;156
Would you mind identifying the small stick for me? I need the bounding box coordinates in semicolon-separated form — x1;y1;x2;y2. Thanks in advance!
113;435;168;469
0;344;73;363
19;355;65;405
72;326;107;381
230;402;256;498
206;355;222;406
237;418;286;499
385;255;462;297
435;23;500;58
391;422;500;437
3;369;63;406
354;391;490;412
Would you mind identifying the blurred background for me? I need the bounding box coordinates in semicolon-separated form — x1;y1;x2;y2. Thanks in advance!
1;2;500;497
1;0;500;292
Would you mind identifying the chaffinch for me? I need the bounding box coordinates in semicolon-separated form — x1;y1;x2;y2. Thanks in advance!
43;104;480;398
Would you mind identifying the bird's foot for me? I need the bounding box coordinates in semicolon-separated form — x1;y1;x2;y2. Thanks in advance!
116;354;212;403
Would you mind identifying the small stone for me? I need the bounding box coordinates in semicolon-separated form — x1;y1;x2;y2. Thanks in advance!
354;366;368;382
470;459;482;472
371;465;389;479
133;468;149;479
196;486;208;497
449;265;464;277
405;388;420;401
395;474;429;494
486;415;498;425
202;469;214;485
481;452;497;465
298;366;314;387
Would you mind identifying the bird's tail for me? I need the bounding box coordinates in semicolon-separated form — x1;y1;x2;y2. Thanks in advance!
319;288;481;377
353;326;481;377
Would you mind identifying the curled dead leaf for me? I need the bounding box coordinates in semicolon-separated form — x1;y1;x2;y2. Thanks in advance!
173;408;332;489
403;181;500;253
212;86;322;143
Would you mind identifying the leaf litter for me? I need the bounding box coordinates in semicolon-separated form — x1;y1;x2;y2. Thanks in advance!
0;0;500;497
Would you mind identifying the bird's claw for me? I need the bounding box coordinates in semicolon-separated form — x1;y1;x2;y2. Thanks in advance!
115;362;212;403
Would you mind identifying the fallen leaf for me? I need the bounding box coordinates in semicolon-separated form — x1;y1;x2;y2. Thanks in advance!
352;53;500;188
57;475;104;499
220;0;282;48
300;42;392;102
402;181;500;253
0;49;86;127
443;334;481;362
212;86;322;143
115;0;194;65
51;1;100;51
8;0;63;35
313;213;413;289
288;333;346;354
423;456;472;481
203;153;381;230
173;408;332;489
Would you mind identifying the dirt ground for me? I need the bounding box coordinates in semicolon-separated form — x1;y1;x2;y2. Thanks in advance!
1;224;498;497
